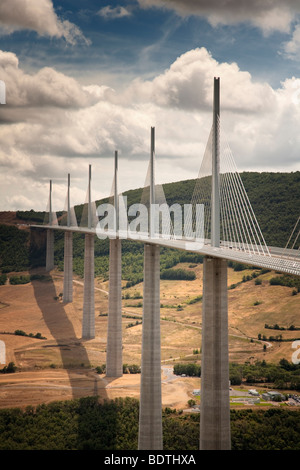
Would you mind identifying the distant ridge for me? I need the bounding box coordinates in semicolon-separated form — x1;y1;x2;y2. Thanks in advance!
0;172;299;276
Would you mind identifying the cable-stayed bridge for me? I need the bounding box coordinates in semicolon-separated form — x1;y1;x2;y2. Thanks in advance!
35;115;300;277
30;78;299;451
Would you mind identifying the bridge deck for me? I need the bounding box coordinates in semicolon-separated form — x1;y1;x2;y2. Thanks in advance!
30;224;300;277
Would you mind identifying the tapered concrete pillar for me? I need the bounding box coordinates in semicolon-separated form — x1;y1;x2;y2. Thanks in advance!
63;231;73;302
138;243;162;450
82;233;95;339
46;229;54;271
200;256;231;450
211;77;220;248
46;179;55;272
106;238;123;377
63;174;73;302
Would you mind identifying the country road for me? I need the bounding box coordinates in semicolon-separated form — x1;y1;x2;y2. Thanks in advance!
72;278;272;351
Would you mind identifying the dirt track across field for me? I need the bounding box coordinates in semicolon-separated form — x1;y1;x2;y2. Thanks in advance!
1;262;298;411
0;272;199;410
0;364;199;410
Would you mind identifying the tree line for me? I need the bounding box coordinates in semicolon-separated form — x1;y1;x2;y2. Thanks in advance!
229;359;300;390
0;396;299;450
174;359;300;391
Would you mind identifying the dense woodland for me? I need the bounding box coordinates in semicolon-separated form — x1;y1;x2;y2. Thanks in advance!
0;396;299;450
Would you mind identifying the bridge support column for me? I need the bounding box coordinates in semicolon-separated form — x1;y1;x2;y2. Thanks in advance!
63;231;73;303
46;229;54;272
138;243;162;450
200;256;231;450
106;238;123;377
82;233;95;339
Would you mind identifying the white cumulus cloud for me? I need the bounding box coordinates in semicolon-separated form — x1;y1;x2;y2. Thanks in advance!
0;0;90;45
0;47;300;212
137;0;299;34
282;23;300;59
123;48;276;114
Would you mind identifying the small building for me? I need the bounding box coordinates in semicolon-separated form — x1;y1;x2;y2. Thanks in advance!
248;389;259;396
262;391;284;402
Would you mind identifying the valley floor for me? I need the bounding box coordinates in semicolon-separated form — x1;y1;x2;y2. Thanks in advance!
0;263;299;410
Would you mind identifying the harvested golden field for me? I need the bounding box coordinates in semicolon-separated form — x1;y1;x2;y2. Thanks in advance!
0;261;299;410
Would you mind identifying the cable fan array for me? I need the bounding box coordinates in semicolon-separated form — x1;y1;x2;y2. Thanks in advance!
42;120;272;259
188;117;270;256
284;216;300;259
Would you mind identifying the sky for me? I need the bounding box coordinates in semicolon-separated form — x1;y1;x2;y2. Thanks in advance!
1;0;300;212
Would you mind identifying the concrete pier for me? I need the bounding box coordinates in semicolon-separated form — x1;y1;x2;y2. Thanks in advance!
46;179;55;272
200;256;231;450
82;233;95;339
106;238;123;377
45;229;54;272
138;243;162;450
63;231;73;302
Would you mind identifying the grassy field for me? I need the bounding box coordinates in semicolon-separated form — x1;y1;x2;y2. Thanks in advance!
0;259;299;410
1;261;299;368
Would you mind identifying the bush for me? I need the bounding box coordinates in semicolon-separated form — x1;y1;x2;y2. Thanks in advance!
95;364;106;374
9;275;30;285
173;363;201;377
230;372;243;385
14;329;26;336
123;364;141;374
0;362;17;374
14;330;46;339
228;261;250;271
186;295;202;304
160;268;196;281
270;275;300;290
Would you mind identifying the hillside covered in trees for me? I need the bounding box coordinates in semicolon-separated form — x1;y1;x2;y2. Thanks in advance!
0;172;299;281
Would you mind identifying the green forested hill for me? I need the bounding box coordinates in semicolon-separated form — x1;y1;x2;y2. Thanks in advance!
239;172;300;247
0;225;30;272
1;171;299;278
162;171;300;248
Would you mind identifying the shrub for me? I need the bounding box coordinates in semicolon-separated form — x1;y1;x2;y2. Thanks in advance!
0;362;17;374
173;363;201;377
160;268;196;281
95;364;106;374
14;330;26;336
9;275;30;285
